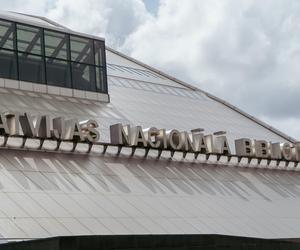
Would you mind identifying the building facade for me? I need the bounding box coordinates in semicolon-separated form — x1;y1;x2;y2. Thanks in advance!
0;11;298;249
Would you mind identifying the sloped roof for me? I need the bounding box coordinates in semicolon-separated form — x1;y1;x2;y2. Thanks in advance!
0;11;104;41
106;47;295;145
106;47;296;143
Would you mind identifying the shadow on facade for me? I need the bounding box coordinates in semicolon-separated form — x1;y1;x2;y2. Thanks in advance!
1;149;300;201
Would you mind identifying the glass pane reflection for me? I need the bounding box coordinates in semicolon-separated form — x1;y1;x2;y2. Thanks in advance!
18;53;45;83
0;20;15;50
94;40;105;66
17;24;42;55
70;35;93;64
0;49;17;79
46;58;71;88
44;30;68;60
71;62;96;91
96;67;107;93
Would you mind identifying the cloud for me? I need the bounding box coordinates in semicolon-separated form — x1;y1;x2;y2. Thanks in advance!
46;0;152;48
121;0;300;139
0;0;152;48
259;116;300;142
0;0;299;139
0;0;52;15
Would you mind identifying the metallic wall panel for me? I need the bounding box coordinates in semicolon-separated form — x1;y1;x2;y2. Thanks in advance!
0;149;298;239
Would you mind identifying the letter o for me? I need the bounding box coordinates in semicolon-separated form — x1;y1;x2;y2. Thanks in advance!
168;129;183;150
281;143;293;161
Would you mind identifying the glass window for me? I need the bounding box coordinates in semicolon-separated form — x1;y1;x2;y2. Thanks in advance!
96;67;107;93
94;40;105;66
0;20;107;93
46;58;71;88
71;62;96;91
0;49;17;79
44;30;68;60
17;24;42;55
18;53;45;83
0;20;15;50
70;35;93;64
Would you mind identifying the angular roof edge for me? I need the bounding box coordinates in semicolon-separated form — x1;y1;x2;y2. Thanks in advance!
3;12;105;41
20;13;71;30
107;46;297;143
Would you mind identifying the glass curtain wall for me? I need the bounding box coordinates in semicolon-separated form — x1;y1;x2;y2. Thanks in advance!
0;20;17;80
44;30;71;88
0;19;107;93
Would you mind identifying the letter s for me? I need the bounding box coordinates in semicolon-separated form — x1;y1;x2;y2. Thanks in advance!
80;120;100;143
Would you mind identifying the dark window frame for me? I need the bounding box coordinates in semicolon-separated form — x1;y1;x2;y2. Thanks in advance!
0;18;108;94
16;23;43;55
0;19;16;51
17;51;46;84
44;29;70;60
45;56;72;88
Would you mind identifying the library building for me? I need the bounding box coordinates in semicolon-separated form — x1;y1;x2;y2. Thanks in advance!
0;11;298;250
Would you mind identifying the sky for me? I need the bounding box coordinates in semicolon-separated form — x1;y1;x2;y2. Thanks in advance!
0;0;300;139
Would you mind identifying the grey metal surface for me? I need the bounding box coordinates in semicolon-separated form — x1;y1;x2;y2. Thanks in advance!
108;78;290;148
0;149;298;240
0;78;289;150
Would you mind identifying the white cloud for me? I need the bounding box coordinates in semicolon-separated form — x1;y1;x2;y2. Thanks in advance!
0;0;152;48
259;116;300;141
0;0;51;15
121;0;300;139
46;0;152;48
